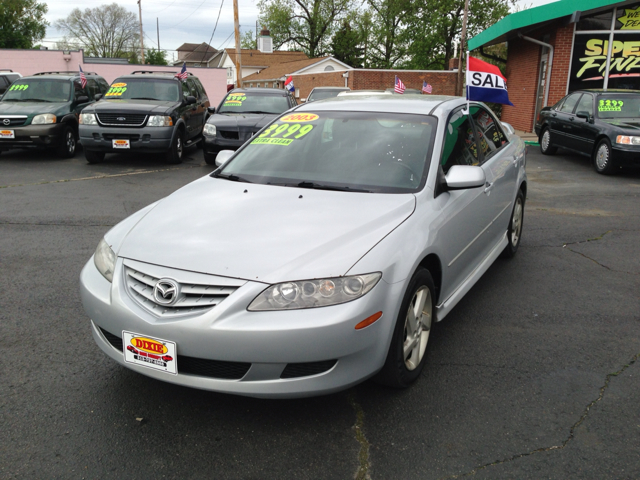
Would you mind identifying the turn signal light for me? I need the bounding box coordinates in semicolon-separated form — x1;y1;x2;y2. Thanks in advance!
355;311;383;330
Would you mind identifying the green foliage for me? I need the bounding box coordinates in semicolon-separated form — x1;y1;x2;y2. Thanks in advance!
0;0;48;49
365;0;413;68
145;48;168;66
241;30;256;49
331;20;363;67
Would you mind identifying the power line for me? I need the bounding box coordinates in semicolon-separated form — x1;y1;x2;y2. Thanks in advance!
166;0;209;29
199;0;225;65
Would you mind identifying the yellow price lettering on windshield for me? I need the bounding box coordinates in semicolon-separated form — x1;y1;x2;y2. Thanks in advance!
598;99;624;111
280;113;319;122
111;83;127;88
254;122;314;145
9;84;29;91
223;94;246;106
105;86;127;97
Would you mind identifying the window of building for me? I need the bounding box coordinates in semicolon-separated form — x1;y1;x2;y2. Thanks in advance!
324;65;335;71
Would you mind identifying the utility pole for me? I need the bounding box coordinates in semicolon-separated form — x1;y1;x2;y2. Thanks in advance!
157;18;160;51
233;0;242;87
456;0;470;97
137;0;145;64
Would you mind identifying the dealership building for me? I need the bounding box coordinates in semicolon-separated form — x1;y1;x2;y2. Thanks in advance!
469;0;640;132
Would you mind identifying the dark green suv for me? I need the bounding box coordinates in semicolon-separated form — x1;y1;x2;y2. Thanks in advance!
79;70;210;164
0;71;109;157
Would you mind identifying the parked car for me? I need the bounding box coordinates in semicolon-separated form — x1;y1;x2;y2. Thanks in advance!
80;95;526;398
306;86;350;103
535;89;640;174
0;70;22;97
337;90;393;97
79;70;210;164
202;87;297;164
0;71;108;158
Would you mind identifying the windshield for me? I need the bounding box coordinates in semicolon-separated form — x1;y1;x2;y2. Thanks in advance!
308;90;346;102
596;94;640;119
104;78;180;102
1;79;71;102
218;92;290;114
217;111;437;193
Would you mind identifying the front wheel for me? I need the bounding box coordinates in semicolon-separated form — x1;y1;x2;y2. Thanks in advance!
374;268;436;388
540;128;557;155
203;151;217;165
593;138;616;175
165;130;184;164
501;189;525;259
85;150;105;164
57;126;77;158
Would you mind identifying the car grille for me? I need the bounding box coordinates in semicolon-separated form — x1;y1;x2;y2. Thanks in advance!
99;327;251;380
0;116;27;127
218;130;239;140
280;360;337;379
97;113;147;126
101;133;141;141
124;265;240;318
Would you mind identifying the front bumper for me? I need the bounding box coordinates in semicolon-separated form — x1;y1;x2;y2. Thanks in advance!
0;123;65;150
80;257;402;398
203;135;249;155
612;145;640;167
79;125;173;153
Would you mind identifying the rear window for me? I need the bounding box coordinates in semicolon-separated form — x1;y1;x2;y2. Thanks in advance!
1;78;71;103
596;94;640;119
308;89;347;102
104;78;180;102
218;92;290;114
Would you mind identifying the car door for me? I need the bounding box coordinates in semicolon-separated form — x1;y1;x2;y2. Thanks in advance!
552;92;582;150
434;107;500;301
571;92;599;155
72;79;93;116
186;78;206;135
470;105;518;246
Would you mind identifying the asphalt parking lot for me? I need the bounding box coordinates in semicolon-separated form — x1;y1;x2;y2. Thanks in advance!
1;144;639;479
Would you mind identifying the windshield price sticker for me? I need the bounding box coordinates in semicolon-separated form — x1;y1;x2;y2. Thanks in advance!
280;113;319;122
599;99;624;111
9;84;28;91
105;83;127;97
223;93;247;106
252;122;315;146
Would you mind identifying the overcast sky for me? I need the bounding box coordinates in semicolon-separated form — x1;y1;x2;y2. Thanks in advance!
41;0;557;60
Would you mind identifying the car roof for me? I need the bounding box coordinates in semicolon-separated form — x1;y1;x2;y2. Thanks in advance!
115;74;181;81
230;88;289;95
311;87;349;91
295;94;464;115
577;89;640;94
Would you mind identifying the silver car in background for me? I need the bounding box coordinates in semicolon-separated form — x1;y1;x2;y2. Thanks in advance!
80;95;527;398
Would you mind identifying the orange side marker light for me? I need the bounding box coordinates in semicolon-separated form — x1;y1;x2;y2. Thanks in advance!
355;311;383;330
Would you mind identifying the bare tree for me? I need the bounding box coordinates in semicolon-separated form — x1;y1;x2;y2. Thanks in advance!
55;3;139;58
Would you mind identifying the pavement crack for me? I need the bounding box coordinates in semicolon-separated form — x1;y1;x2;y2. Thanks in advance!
0;221;115;227
566;248;612;270
348;392;371;480
439;351;640;479
562;230;611;247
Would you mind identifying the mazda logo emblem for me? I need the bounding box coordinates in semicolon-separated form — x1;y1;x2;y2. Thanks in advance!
153;279;180;306
2;119;9;125
117;117;126;121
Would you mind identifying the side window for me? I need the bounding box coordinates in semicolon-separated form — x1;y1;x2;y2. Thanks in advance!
86;79;100;99
559;93;582;113
98;79;110;93
181;80;191;99
74;79;88;99
441;108;479;174
575;93;593;116
186;79;199;99
194;79;207;98
471;106;509;161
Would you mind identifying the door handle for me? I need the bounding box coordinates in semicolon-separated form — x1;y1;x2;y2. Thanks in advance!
552;113;557;117
569;117;574;121
484;181;493;193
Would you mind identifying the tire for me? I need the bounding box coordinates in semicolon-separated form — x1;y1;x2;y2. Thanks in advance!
203;151;217;165
593;138;616;175
165;130;184;164
539;127;557;155
85;150;105;164
501;189;525;259
374;267;436;388
57;126;77;158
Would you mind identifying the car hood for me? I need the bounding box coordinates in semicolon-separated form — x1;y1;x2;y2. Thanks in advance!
0;101;67;116
208;113;278;131
601;118;640;130
117;176;416;284
89;99;178;115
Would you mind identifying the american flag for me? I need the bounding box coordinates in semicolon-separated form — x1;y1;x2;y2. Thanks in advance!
175;62;188;81
79;64;87;89
394;76;406;94
422;81;432;94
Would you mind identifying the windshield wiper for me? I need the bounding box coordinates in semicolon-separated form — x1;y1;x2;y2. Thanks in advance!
212;171;252;183
295;181;371;193
240;111;274;114
131;97;160;100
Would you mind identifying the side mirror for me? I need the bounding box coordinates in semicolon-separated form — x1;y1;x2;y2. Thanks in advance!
500;122;515;136
94;93;103;101
576;110;591;121
185;95;197;105
76;95;90;103
215;149;235;167
207;106;216;114
445;165;486;190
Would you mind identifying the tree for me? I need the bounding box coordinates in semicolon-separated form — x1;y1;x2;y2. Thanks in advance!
55;3;140;58
241;30;256;49
257;0;353;57
0;0;48;49
365;0;413;68
331;20;363;67
145;48;168;66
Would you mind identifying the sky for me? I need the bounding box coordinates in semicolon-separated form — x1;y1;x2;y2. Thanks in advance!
41;0;557;60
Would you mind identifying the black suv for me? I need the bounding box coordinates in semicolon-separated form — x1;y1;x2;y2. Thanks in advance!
0;71;109;157
79;70;210;164
0;70;21;97
202;88;297;164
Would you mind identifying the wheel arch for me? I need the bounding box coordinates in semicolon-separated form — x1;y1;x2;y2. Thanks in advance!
417;253;442;306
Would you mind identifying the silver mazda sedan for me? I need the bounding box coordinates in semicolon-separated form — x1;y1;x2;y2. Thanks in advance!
80;95;526;398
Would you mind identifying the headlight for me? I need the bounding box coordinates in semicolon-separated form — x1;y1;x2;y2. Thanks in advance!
31;114;56;125
94;238;116;282
147;115;173;127
248;273;382;311
79;113;97;125
203;124;216;137
616;135;640;145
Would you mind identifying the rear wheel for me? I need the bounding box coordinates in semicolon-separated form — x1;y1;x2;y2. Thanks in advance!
540;128;557;155
165;130;184;164
57;126;77;158
85;150;105;164
374;268;435;388
593;138;616;175
501;189;525;259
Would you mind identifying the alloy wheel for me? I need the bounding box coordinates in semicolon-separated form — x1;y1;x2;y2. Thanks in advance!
541;130;550;152
511;197;523;247
596;143;609;170
403;286;432;371
176;137;183;159
67;131;75;154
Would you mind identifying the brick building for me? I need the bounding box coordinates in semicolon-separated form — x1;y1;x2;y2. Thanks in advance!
469;0;640;133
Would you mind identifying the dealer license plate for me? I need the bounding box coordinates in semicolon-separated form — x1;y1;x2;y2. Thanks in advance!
122;331;177;375
0;129;15;139
112;139;130;149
